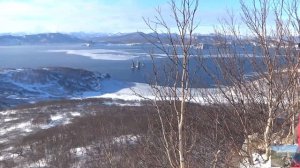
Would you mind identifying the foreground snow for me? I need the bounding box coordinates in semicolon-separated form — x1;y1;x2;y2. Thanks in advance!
240;152;280;168
240;153;271;168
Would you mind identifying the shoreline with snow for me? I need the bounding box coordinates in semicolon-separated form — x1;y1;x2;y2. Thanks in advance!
0;67;237;109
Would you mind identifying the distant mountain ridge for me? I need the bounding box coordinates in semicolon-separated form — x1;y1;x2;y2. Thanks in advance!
0;33;84;45
0;32;218;45
89;32;217;44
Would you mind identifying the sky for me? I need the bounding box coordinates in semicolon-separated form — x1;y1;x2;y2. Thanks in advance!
0;0;241;34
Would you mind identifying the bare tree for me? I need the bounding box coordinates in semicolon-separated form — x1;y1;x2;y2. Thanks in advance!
207;0;300;165
143;0;200;167
141;0;300;166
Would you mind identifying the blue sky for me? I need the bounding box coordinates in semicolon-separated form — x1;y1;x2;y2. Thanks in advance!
0;0;240;34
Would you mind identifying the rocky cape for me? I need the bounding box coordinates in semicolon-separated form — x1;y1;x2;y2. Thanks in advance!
0;67;110;109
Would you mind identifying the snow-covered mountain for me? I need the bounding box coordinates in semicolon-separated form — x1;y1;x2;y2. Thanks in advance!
68;32;114;40
90;32;218;44
0;33;84;45
0;67;110;108
0;32;220;45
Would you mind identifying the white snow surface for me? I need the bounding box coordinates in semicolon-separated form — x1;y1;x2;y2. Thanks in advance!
80;79;154;100
240;153;271;168
5;121;31;132
112;134;140;145
0;121;32;136
41;114;71;129
47;49;147;60
78;79;219;104
50;114;64;121
70;112;81;116
4;118;18;122
47;47;188;61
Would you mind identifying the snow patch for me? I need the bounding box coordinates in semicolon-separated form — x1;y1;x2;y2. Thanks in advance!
70;112;81;116
0;152;19;161
70;147;87;157
5;121;31;132
4;117;18;122
0;110;17;116
80;80;153;101
102;101;141;106
24;128;33;133
240;153;271;168
47;49;142;61
50;114;64;121
27;159;48;167
79;79;220;105
0;138;8;144
41;114;71;129
112;134;140;145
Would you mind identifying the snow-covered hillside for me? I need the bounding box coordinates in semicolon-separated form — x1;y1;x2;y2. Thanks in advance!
0;67;110;108
0;67;224;109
